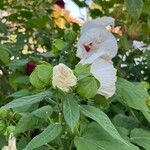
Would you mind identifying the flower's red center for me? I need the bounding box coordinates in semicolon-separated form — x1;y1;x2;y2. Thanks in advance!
84;43;92;52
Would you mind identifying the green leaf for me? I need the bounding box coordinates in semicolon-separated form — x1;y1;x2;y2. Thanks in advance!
0;48;9;64
119;36;132;51
63;94;80;132
13;103;39;113
25;123;62;150
17;136;30;150
53;39;67;50
146;51;150;68
141;81;150;90
124;0;143;20
75;136;104;150
142;111;150;123
77;77;98;99
112;114;139;130
130;128;150;150
18;9;33;19
75;64;91;80
24;15;49;29
142;0;150;14
37;64;53;84
74;122;139;150
53;39;66;50
14;76;29;84
9;89;30;98
0;22;7;33
13;33;27;51
116;78;149;107
73;0;86;7
30;68;46;89
0;108;8;119
116;78;150;122
30;63;53;88
15;114;45;134
5;126;16;137
64;30;77;43
3;91;52;109
32;105;53;119
8;59;29;71
0;120;5;132
0;134;6;149
90;9;103;19
52;39;67;56
80;105;127;144
117;127;130;141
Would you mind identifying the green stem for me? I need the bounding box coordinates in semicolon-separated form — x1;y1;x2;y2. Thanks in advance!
48;116;53;123
69;139;74;150
45;144;57;150
59;112;62;124
59;138;64;150
129;108;139;122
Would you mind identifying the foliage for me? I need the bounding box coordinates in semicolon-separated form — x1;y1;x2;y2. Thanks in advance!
0;0;150;150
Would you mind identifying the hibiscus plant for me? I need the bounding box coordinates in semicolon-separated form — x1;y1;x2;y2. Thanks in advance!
0;0;150;150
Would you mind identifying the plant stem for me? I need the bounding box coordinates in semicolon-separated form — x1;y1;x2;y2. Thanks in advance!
59;138;64;150
45;144;57;150
48;116;53;123
69;140;74;150
129;108;139;122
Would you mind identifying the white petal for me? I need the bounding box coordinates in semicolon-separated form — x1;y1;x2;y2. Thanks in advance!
1;146;9;150
77;28;109;60
81;16;115;34
94;16;115;27
52;63;77;92
8;133;17;150
91;58;117;99
77;28;118;63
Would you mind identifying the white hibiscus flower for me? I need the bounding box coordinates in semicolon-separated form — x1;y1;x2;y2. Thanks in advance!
81;16;115;35
91;58;117;99
76;27;118;64
77;16;118;98
2;133;17;150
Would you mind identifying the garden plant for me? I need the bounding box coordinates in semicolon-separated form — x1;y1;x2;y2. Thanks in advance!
0;0;150;150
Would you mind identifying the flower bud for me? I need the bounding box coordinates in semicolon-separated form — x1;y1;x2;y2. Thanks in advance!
26;61;36;75
52;63;77;92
